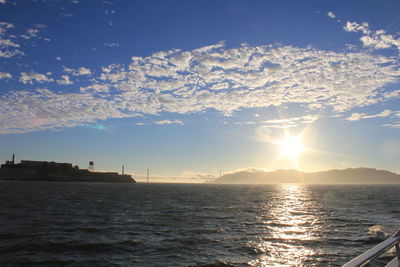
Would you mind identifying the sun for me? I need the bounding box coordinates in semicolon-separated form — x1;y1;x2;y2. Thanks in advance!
278;135;304;159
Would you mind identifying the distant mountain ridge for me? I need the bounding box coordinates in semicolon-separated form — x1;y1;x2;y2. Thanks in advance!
213;168;400;184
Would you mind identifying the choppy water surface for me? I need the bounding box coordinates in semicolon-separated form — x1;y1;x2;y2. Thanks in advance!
0;182;399;266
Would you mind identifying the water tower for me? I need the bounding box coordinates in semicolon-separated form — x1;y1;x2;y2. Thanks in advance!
89;161;94;171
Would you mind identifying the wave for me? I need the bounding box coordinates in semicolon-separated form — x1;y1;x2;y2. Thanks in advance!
187;259;242;267
1;239;141;255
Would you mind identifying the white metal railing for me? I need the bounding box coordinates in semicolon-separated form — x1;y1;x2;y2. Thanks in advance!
343;229;400;267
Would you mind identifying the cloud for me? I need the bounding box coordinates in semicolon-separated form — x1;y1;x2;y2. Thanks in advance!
344;21;400;51
80;83;109;93
0;89;132;134
346;112;364;121
327;11;336;19
234;121;257;125
153;120;184;125
344;21;370;34
363;110;393;119
34;24;46;28
20;29;39;40
0;22;45;58
0;0;6;4
60;13;74;18
346;110;395;121
180;170;216;180
1;42;400;134
0;72;11;79
383;123;400;128
234;114;319;127
261;115;319;128
77;67;91;75
57;75;73;85
0;49;23;58
63;67;74;73
103;42;119;47
19;72;54;84
0;22;24;58
63;66;92;76
0;39;20;48
0;22;13;30
383;89;400;99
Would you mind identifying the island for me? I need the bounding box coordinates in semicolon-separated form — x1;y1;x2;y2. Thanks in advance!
0;155;136;183
213;168;400;184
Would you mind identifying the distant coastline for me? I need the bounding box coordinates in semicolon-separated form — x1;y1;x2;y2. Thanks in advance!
0;156;136;183
213;168;400;184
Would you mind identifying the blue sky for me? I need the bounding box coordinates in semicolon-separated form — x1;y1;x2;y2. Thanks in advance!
0;0;399;182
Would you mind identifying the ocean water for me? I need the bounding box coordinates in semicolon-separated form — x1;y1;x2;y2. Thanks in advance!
0;181;399;266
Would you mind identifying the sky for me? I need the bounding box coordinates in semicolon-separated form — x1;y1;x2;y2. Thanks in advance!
0;0;399;182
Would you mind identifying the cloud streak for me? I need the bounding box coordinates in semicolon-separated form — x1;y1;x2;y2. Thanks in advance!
153;120;184;125
346;110;400;125
261;115;319;128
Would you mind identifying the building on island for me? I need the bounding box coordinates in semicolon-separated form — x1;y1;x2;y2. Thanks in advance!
0;154;136;183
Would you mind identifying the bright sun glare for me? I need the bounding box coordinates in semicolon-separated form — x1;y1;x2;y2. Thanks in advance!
279;135;304;159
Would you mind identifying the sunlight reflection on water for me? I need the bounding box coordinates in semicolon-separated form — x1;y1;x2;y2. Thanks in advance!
249;184;325;266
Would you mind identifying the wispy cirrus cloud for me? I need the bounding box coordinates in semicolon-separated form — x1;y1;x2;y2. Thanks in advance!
346;109;400;123
0;40;399;134
383;123;400;128
103;42;119;47
234;121;257;126
261;115;319;128
234;115;319;128
153;120;184;125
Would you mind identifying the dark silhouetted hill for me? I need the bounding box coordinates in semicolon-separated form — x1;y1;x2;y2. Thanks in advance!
213;168;400;184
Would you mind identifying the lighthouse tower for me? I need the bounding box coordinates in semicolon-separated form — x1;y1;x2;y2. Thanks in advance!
89;161;94;171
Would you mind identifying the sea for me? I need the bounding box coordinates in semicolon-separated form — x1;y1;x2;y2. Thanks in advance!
0;181;399;266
